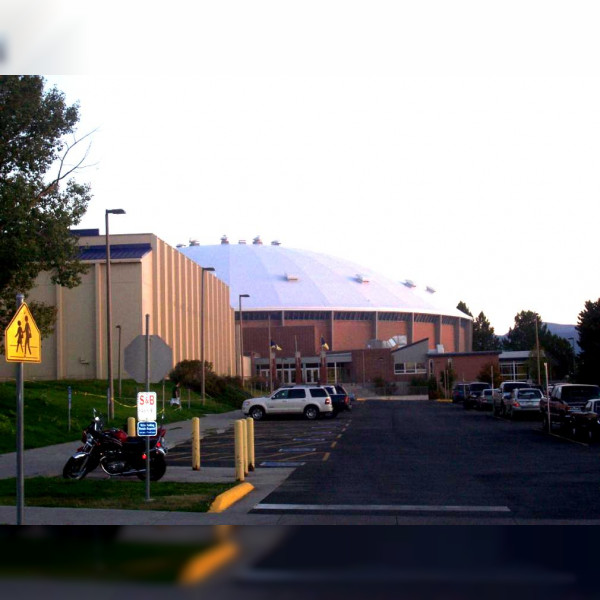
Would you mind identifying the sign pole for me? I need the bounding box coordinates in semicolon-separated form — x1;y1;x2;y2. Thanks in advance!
145;314;151;502
15;293;24;525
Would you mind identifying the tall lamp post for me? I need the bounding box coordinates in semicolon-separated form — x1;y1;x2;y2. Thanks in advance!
239;294;250;387
201;266;215;404
116;325;122;399
105;208;125;420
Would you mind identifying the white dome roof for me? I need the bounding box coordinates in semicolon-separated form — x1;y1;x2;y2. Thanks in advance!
179;243;468;319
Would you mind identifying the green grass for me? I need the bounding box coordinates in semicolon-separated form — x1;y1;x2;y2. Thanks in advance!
0;476;237;512
0;379;241;454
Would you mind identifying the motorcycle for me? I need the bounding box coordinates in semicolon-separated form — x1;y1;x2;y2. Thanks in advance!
63;409;168;481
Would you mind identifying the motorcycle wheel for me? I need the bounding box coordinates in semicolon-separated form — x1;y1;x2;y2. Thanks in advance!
63;455;91;480
137;453;167;482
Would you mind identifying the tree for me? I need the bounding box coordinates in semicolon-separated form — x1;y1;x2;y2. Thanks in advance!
472;311;502;351
576;299;600;384
456;301;472;317
0;76;91;344
502;310;549;351
476;361;502;388
504;310;574;382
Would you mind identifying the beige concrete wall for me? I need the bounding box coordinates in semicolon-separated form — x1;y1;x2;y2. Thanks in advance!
0;233;236;381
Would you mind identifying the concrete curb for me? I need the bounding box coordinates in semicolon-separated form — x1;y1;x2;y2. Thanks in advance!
208;482;255;513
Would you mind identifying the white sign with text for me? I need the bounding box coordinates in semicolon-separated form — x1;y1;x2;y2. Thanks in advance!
137;391;157;422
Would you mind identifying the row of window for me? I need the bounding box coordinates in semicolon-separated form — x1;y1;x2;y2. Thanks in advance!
394;362;427;374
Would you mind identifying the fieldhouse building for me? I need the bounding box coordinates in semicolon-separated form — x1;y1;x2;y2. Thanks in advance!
180;236;472;386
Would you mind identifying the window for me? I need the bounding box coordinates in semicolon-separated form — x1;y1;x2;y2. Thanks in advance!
272;389;289;399
288;389;306;399
394;362;426;374
309;388;327;398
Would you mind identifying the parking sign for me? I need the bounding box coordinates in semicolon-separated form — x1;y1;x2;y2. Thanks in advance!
137;391;157;421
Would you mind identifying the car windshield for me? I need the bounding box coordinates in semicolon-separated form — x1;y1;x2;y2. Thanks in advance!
469;383;490;391
518;389;542;399
504;383;529;392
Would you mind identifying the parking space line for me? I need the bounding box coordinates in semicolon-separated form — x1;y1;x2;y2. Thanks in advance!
322;452;330;462
330;441;337;448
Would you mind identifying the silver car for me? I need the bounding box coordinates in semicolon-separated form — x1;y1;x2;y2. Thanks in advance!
506;388;543;419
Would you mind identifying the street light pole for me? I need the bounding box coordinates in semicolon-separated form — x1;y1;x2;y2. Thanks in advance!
105;208;125;420
239;294;250;388
201;266;215;405
116;324;122;399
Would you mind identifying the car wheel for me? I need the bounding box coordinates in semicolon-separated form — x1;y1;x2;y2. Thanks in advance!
304;405;319;420
249;406;265;421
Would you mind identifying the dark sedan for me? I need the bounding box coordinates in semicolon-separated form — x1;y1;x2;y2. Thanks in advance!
568;399;600;442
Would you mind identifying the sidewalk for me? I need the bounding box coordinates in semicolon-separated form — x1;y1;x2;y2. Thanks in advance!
0;410;295;525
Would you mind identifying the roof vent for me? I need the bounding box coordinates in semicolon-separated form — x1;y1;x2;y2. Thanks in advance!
271;240;281;246
252;236;263;245
425;286;436;294
403;279;417;288
176;243;186;248
238;240;247;244
189;239;200;246
356;273;370;283
220;234;229;245
285;273;299;281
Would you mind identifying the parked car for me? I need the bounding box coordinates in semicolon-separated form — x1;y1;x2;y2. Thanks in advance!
492;381;532;417
567;399;600;442
505;387;543;420
452;384;470;404
323;384;352;415
464;382;491;410
475;388;494;411
242;385;333;420
540;383;600;432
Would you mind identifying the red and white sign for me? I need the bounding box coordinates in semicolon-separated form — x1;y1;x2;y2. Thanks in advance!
137;391;157;421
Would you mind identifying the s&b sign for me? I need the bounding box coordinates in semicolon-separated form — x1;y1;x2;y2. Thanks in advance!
137;391;157;422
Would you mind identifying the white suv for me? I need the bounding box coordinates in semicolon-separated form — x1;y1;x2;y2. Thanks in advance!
242;386;333;420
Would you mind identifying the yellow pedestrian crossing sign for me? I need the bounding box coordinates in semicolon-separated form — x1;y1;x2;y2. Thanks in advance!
5;302;41;363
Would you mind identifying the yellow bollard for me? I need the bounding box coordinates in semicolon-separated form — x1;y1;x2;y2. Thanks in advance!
127;417;136;437
234;420;245;481
241;418;248;476
192;417;201;470
246;417;255;471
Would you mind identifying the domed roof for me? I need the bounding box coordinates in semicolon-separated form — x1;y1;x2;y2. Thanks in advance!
179;242;468;319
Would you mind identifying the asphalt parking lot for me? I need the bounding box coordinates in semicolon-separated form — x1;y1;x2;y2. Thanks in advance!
168;411;353;468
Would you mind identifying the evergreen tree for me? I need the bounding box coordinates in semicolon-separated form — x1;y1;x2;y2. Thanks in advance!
456;301;472;317
472;311;501;351
576;299;600;384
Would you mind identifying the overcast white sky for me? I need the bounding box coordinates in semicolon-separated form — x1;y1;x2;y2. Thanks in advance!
3;1;600;333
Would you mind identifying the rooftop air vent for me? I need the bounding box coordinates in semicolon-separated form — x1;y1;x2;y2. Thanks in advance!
253;236;263;245
426;286;436;294
403;279;417;288
271;240;281;246
356;274;370;283
238;240;247;244
189;239;200;246
176;243;186;248
285;273;299;281
220;234;229;245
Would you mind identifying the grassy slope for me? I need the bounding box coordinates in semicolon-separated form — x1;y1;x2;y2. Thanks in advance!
0;379;240;454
